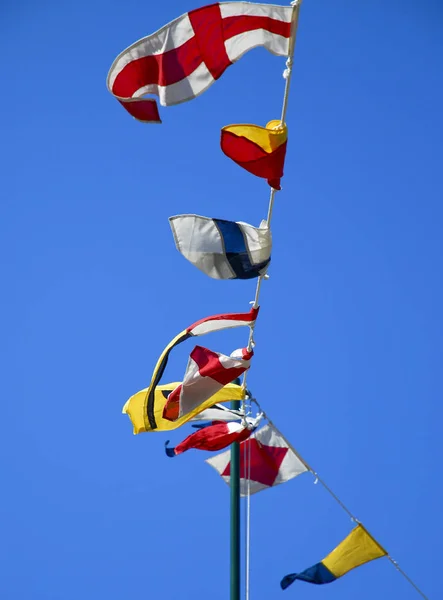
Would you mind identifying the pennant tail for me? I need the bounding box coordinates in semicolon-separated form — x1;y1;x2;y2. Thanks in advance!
145;330;192;431
187;307;259;335
280;563;337;589
117;98;161;124
164;441;177;458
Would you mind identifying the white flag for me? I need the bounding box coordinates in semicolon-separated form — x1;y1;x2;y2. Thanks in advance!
170;215;271;280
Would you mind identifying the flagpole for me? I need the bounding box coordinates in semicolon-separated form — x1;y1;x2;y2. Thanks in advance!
237;4;303;597
230;378;242;600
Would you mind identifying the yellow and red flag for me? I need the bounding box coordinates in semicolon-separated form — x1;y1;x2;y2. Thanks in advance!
220;120;288;190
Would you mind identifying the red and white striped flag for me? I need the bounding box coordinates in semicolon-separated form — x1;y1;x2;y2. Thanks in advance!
107;2;294;123
141;306;258;431
185;307;258;336
163;346;253;421
165;421;255;456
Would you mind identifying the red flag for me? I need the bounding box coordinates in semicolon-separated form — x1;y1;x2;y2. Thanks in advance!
165;421;254;456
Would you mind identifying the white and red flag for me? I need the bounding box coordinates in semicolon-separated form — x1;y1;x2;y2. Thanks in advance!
107;2;294;123
141;306;258;431
206;424;308;495
165;421;255;456
163;346;253;421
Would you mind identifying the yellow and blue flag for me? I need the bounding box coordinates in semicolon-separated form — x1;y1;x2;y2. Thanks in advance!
281;524;387;589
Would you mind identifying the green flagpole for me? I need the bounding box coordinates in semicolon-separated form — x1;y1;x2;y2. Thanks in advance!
228;5;302;597
230;379;241;600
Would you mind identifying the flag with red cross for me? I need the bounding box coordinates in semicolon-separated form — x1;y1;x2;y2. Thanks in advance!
107;2;294;123
206;424;308;495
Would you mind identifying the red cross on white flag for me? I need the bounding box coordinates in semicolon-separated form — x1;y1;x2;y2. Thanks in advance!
107;2;294;123
206;424;308;495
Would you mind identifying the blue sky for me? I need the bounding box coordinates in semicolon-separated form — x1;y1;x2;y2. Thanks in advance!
1;1;442;598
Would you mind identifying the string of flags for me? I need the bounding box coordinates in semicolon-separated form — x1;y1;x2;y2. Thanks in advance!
109;1;429;598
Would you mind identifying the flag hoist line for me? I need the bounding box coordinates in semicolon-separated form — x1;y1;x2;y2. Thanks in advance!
231;3;303;600
230;1;429;597
110;1;429;598
250;399;430;600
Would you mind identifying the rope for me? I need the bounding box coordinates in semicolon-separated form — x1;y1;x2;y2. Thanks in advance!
243;0;302;362
241;4;303;597
386;557;430;600
235;2;428;599
244;406;252;600
251;399;430;600
280;0;302;124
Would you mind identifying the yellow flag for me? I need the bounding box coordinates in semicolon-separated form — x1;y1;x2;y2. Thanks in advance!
123;382;245;434
281;524;387;589
323;524;387;578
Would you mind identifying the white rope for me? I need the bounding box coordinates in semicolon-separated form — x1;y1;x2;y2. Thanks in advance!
241;4;303;598
251;399;430;600
242;0;302;362
280;1;302;124
386;557;430;600
244;400;252;600
236;3;427;599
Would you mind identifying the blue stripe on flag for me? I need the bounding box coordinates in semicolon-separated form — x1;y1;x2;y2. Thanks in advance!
214;219;269;279
280;563;337;589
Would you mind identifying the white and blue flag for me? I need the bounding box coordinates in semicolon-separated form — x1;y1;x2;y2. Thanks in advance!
169;214;272;280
